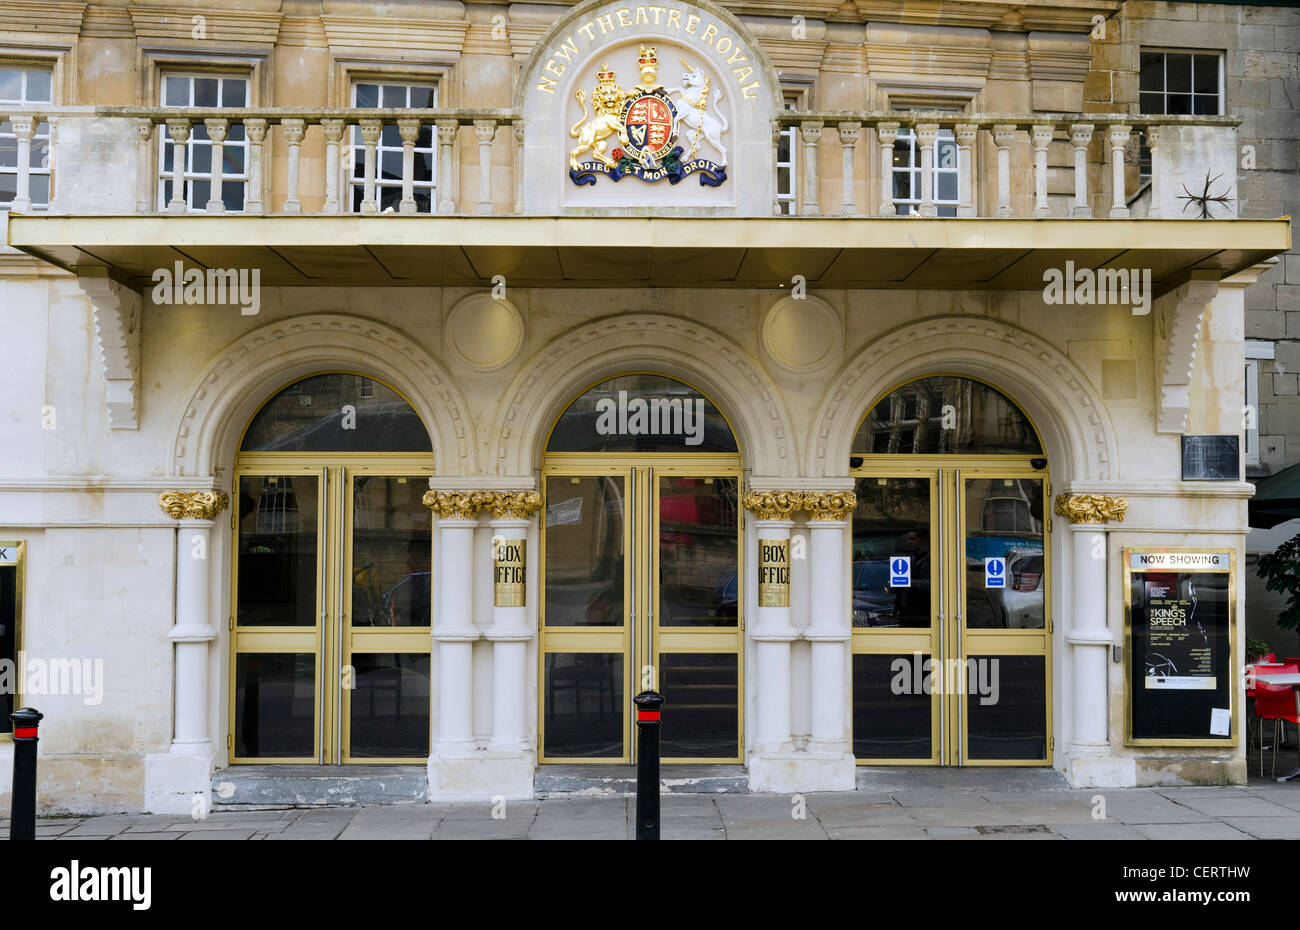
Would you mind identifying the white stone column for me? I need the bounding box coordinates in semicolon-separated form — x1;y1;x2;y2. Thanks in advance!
1070;123;1093;218
398;118;420;214
436;119;458;214
244;119;266;214
1146;124;1163;219
1108;124;1131;218
136;119;154;213
282;118;306;214
955;123;977;217
358;118;381;214
802;492;856;762
482;492;541;755
799;121;822;216
474;119;496;215
838;121;860;216
204;118;227;214
145;490;228;814
877;121;899;215
513;122;525;214
993;124;1015;218
425;492;481;756
1055;493;1128;787
165;118;191;213
916;123;938;217
1031;124;1053;218
10;115;35;212
321;118;344;213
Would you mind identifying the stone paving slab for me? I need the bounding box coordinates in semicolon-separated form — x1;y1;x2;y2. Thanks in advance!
1132;822;1252;840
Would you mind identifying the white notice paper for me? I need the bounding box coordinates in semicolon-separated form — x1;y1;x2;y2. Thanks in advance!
1209;707;1230;736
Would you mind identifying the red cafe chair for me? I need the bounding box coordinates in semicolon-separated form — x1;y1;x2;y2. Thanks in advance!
1255;663;1300;778
1250;663;1285;752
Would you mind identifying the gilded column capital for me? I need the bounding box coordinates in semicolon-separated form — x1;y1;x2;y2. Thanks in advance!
742;490;803;521
802;491;858;521
422;490;484;520
159;490;229;521
476;490;542;520
1053;493;1128;524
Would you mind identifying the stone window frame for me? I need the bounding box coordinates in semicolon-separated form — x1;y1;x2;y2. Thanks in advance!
878;87;979;217
156;72;253;213
140;47;269;211
328;57;454;214
776;79;814;215
1245;339;1274;468
0;42;74;213
1137;47;1226;183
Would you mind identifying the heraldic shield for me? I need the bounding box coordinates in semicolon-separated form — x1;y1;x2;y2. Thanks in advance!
568;45;727;187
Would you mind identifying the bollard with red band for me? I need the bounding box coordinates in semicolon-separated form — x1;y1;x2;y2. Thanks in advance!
9;707;43;841
633;690;664;841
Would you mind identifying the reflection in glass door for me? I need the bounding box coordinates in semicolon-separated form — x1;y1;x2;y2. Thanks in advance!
539;461;742;763
850;469;1051;765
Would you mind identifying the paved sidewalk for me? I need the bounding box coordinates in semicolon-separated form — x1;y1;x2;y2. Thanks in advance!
7;782;1300;839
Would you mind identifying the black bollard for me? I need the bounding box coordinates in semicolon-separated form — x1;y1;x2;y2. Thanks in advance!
633;690;664;841
9;707;43;841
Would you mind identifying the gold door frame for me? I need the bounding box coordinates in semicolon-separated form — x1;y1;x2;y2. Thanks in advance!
539;453;744;764
230;451;435;765
850;459;1053;766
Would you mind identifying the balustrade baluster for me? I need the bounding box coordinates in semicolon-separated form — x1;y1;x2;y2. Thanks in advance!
165;118;191;213
474;119;496;215
838;121;860;216
877;121;899;216
799;121;822;216
321;118;344;213
1032;124;1053;218
204;118;227;213
245;119;266;214
282;118;306;214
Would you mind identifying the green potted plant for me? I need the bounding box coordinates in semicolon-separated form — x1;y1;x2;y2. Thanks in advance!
1247;637;1272;664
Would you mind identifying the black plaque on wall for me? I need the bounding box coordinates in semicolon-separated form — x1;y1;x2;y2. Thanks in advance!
1181;434;1240;481
1125;548;1234;744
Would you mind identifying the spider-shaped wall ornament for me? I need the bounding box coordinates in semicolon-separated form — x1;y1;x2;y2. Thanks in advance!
1177;171;1235;219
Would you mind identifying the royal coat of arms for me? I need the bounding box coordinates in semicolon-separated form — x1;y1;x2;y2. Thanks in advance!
568;45;727;187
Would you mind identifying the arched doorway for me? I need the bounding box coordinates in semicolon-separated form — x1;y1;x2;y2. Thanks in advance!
849;375;1051;766
229;372;435;764
539;373;743;763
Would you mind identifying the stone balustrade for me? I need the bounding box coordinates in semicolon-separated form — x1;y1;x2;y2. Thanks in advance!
1;106;1239;220
772;110;1242;220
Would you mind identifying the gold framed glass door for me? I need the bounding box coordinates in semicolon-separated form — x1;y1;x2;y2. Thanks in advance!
539;455;743;763
850;462;1051;765
230;460;434;764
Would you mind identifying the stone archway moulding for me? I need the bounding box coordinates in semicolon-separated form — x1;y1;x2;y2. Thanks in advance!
169;314;478;478
492;312;798;477
809;316;1119;482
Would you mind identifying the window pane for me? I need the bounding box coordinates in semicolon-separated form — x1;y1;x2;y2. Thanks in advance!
354;83;378;107
191;141;212;173
223;144;245;175
1193;95;1219;116
658;476;738;628
1139;53;1164;93
966;655;1046;760
1166;93;1192;115
1139;91;1165;115
0;135;15;168
194;77;219;107
852;477;931;629
223;184;245;212
234;653;316;758
544;475;624;627
222;78;247;107
25;69;51;103
379;185;402;212
190;178;210;206
381;149;402;181
409;86;433;108
348;653;430;758
241;373;432;452
381;123;400;148
544;653;623;757
351;476;432;627
415;151;433;182
165;76;189;106
414;188;432;213
1166;54;1192;93
236;475;319;626
0;70;20;100
546;373;737;453
937;172;957;202
853;654;932;758
852;375;1042;455
29;173;49;205
382;84;406;107
0;562;17;733
659;653;738;759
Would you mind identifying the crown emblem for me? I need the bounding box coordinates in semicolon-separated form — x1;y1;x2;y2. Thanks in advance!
638;45;657;66
596;62;617;84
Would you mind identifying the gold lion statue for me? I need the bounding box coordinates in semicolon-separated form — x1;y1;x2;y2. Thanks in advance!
570;63;630;170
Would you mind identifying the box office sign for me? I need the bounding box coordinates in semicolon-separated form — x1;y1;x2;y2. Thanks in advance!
1124;548;1235;745
758;539;789;608
494;539;527;608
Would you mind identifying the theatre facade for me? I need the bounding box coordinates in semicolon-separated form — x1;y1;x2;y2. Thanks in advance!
0;0;1291;813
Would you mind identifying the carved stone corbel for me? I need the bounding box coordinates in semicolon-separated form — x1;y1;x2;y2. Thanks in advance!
1153;270;1220;434
77;269;142;430
1053;493;1128;524
159;490;230;521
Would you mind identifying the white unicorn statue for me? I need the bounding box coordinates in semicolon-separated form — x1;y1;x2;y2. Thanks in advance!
665;59;728;164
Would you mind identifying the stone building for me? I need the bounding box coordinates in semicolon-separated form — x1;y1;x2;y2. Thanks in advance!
0;0;1292;813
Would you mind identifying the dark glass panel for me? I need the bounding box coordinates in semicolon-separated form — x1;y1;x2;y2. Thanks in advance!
0;562;15;734
164;75;189;106
350;476;432;627
966;655;1047;760
222;79;247;107
409;87;433;108
236;474;319;626
546;374;737;453
241;373;432;453
348;653;430;758
1166;93;1192;115
354;83;378;108
851;477;931;629
234;653;315;757
544;653;623;757
194;77;219;107
658;477;738;627
1166;54;1192;93
852;654;932;759
1139;92;1165;115
544;475;624;627
1139;52;1164;95
851;376;1042;455
382;84;406;107
659;654;738;758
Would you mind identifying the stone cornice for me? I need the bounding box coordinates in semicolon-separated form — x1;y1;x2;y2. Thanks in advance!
159;490;229;521
127;4;284;46
1053;493;1127;525
0;1;86;37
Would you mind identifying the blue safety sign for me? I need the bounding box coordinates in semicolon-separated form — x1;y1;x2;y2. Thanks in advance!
985;557;1006;588
890;556;911;588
